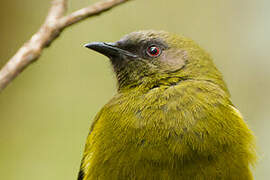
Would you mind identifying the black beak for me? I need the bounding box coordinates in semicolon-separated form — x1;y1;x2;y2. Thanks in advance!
84;42;137;58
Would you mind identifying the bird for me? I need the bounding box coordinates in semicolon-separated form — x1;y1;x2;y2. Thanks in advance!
78;30;256;180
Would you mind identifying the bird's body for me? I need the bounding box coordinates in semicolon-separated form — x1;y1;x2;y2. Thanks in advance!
79;31;256;180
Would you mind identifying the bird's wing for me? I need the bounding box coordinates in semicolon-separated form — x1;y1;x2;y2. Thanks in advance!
77;108;105;180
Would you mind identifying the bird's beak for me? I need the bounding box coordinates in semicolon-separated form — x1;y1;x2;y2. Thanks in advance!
84;42;137;58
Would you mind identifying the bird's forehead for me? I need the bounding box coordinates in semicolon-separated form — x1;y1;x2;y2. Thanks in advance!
117;30;170;45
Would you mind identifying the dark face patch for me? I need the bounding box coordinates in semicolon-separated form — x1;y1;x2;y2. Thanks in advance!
103;31;189;89
115;37;168;60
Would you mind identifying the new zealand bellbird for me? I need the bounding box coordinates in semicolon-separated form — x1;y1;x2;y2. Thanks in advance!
78;30;256;180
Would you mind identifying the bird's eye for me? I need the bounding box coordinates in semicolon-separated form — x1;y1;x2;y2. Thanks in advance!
146;45;161;57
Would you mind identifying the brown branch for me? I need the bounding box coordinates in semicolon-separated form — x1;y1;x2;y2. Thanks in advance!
0;0;132;92
60;0;129;27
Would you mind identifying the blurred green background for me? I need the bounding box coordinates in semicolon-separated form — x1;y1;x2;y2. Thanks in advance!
0;0;269;179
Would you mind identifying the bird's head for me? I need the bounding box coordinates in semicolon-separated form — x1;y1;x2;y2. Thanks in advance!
85;30;228;93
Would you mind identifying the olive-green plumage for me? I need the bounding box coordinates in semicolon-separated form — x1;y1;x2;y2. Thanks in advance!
79;30;256;180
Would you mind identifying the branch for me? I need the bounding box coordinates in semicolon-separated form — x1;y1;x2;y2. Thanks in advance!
0;0;131;92
60;0;129;27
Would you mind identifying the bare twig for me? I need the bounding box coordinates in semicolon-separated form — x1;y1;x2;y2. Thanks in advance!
0;0;131;92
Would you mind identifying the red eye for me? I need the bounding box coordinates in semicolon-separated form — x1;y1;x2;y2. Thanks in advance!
147;46;161;57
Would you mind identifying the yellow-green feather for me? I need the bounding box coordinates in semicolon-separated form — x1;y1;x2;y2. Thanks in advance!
80;80;255;179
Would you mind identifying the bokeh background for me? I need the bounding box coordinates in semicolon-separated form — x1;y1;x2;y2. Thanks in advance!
0;0;269;179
